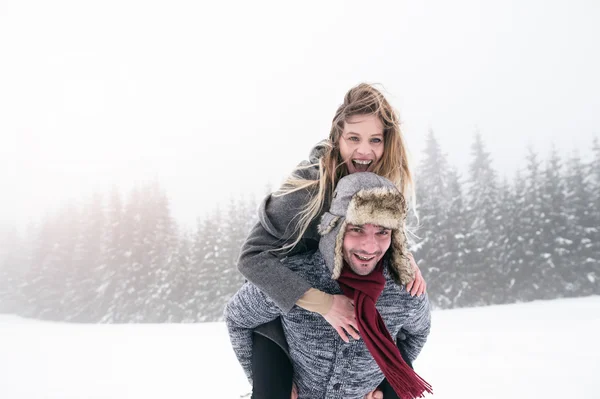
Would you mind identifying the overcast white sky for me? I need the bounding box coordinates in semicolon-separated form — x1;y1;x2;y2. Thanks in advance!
1;0;599;229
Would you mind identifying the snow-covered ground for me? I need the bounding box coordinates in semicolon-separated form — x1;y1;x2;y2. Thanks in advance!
1;296;599;399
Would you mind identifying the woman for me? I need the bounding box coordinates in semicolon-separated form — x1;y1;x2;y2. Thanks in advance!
238;83;427;398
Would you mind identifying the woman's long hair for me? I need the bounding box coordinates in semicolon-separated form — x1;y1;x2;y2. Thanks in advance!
273;83;417;252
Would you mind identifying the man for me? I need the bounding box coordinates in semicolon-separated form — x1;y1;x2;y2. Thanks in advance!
225;172;432;399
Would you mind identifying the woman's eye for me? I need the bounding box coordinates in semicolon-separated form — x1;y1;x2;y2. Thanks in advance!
371;138;382;143
348;136;359;141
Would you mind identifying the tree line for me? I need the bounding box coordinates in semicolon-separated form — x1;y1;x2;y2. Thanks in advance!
0;133;598;322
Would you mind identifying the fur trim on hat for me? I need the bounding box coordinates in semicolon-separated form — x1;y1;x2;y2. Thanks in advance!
389;222;414;285
318;214;341;236
345;187;406;229
331;219;348;280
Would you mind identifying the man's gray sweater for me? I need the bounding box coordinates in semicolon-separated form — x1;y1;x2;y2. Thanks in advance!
225;250;431;399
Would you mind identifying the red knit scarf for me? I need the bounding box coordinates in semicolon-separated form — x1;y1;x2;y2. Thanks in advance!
337;261;433;399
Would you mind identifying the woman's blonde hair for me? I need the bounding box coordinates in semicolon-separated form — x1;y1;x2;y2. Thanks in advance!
273;83;417;252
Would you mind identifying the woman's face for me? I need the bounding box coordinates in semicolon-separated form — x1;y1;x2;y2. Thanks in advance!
339;114;385;174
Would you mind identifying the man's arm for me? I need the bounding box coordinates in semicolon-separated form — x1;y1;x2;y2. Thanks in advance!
397;293;431;364
224;283;283;384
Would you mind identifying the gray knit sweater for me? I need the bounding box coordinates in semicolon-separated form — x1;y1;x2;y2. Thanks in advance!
236;142;330;313
225;250;431;399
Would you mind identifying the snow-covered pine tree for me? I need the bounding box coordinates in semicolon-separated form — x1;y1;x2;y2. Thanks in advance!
514;147;545;300
68;192;106;322
144;183;178;322
460;132;501;306
165;228;195;322
539;147;571;299
0;224;21;313
586;137;600;290
504;170;535;302
24;204;80;320
217;196;246;308
112;186;145;322
98;186;125;322
435;167;468;308
188;216;210;321
413;130;452;309
494;176;517;304
197;205;226;321
564;152;597;295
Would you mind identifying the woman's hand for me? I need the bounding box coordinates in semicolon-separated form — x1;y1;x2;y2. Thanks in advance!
322;294;360;342
405;253;426;297
290;383;298;399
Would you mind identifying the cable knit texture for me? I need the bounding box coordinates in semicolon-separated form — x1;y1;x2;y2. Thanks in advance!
225;250;431;399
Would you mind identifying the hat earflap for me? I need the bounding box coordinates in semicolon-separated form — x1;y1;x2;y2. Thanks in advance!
331;220;348;280
389;227;414;285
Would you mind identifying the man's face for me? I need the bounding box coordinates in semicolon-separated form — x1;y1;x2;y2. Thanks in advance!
342;223;392;275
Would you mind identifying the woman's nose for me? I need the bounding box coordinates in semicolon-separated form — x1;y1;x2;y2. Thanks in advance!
357;141;372;156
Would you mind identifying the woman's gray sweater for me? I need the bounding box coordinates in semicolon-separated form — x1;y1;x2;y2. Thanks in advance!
236;142;331;312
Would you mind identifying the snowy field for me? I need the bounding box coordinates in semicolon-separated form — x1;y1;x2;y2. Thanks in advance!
1;296;599;399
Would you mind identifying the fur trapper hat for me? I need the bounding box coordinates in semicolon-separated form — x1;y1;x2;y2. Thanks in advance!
318;172;413;285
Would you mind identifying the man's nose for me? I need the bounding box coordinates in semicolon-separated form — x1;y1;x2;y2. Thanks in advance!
361;233;379;253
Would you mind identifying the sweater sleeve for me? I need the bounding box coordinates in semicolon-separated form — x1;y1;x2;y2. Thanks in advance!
224;283;283;384
236;166;319;313
398;293;432;364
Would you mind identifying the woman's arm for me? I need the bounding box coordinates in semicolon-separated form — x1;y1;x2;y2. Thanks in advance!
237;222;312;313
237;172;317;313
237;166;358;339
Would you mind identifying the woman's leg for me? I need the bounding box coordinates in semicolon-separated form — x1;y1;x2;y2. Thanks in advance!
251;331;293;399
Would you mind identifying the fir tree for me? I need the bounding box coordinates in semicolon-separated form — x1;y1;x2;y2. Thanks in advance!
98;186;125;322
512;148;545;300
166;228;195;322
564;153;597;295
112;186;144;322
585;137;600;289
195;207;226;321
25;204;80;320
69;192;107;322
460;132;500;306
539;147;571;299
413;130;451;308
435;167;468;308
143;184;178;322
494;176;516;303
0;224;21;313
187;216;210;321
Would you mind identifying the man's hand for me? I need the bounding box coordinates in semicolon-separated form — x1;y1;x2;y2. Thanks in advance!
405;253;426;297
322;294;360;343
364;389;384;399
